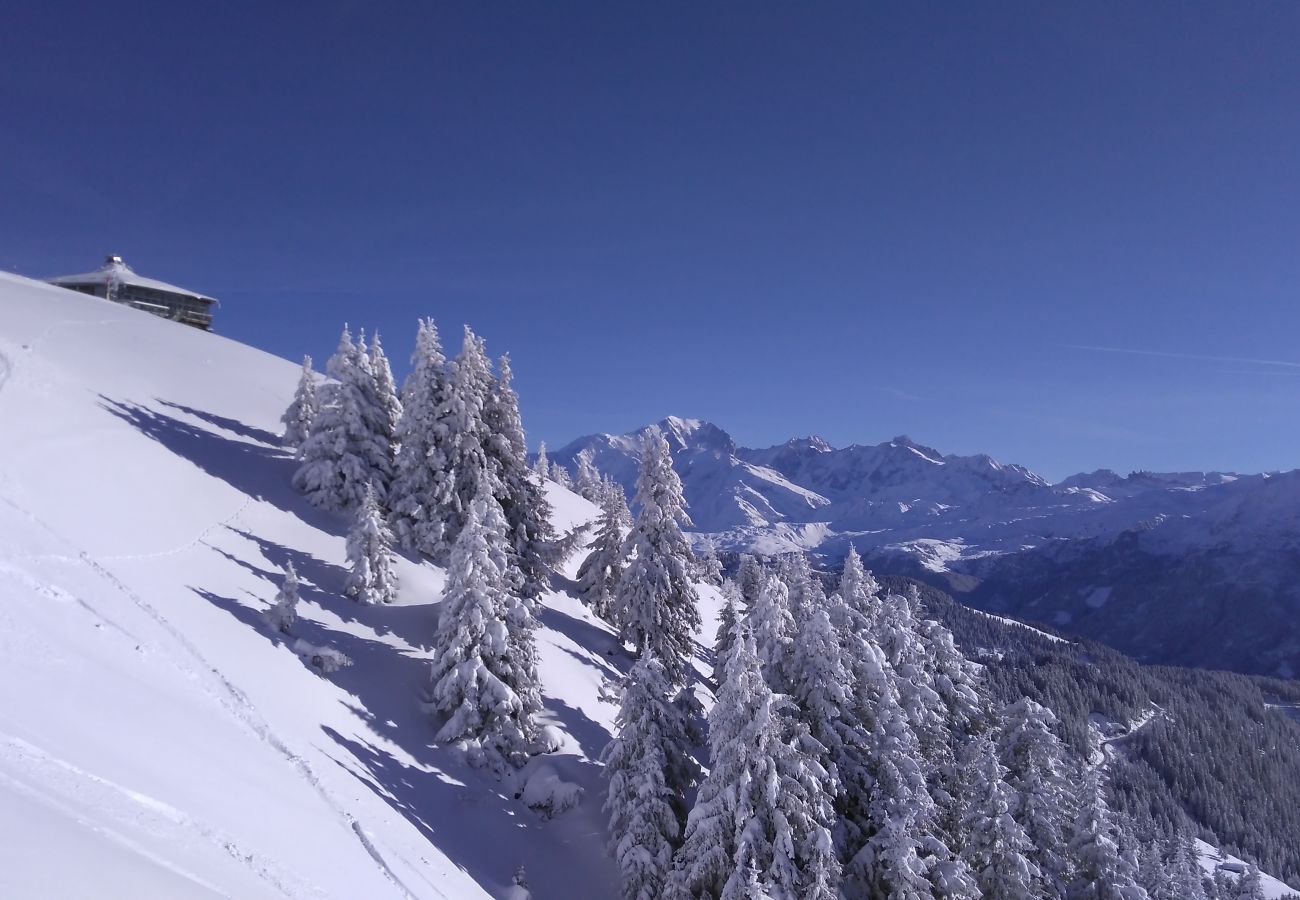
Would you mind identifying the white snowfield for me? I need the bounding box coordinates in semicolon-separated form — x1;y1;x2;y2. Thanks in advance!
0;273;723;898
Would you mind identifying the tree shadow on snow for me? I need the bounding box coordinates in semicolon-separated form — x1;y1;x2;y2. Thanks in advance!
98;396;343;534
157;399;281;446
192;575;621;896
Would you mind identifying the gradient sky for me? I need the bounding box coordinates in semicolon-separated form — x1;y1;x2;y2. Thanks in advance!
4;2;1300;480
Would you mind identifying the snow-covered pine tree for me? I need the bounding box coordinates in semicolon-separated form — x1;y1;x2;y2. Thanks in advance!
532;441;551;481
1159;833;1207;900
1066;768;1147;900
264;562;301;634
425;327;496;558
748;573;797;694
837;546;881;629
427;485;537;772
711;579;741;685
483;353;554;600
672;622;839;900
551;464;573;489
957;734;1045;900
693;537;724;587
778;552;819;624
293;325;394;511
344;483;399;605
736;553;765;611
1232;865;1267;900
388;318;450;555
576;479;631;621
845;684;938;900
573;450;603;502
352;329;397;500
998;698;1078;893
367;329;403;458
280;355;318;450
614;428;701;686
602;654;695;900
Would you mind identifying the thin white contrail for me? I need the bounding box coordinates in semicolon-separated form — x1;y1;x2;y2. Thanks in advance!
1066;344;1300;370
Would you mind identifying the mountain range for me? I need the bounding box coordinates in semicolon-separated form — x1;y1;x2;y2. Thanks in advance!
552;417;1300;678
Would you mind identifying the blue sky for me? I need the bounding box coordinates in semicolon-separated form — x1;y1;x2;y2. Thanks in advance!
3;1;1299;480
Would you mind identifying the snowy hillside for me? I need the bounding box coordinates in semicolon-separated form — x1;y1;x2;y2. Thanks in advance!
0;273;723;898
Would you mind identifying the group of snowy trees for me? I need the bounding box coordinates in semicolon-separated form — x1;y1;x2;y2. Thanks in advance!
281;318;556;773
598;523;1262;900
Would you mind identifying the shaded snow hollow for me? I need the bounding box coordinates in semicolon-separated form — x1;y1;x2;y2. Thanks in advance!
0;273;725;898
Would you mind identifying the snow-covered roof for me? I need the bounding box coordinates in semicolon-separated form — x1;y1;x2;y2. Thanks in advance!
47;255;216;303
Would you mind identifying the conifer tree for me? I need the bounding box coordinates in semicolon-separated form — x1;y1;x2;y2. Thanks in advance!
532;441;551;481
428;486;537;771
673;623;839;900
957;735;1045;900
344;484;399;605
293;325;394;511
280;355;318;450
1233;865;1266;900
483;353;554;600
389;318;450;555
614;429;700;686
749;574;797;694
551;464;573;490
837;546;881;629
736;554;765;611
1066;768;1147;900
693;538;724;587
574;450;603;502
264;562;300;634
1162;834;1207;900
602;654;694;900
998;698;1077;893
425;327;496;557
367;329;403;455
712;579;741;685
576;479;631;621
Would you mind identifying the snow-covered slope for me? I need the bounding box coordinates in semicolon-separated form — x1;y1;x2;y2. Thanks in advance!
0;273;723;898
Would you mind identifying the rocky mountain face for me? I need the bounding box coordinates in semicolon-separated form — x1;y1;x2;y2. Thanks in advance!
552;418;1300;677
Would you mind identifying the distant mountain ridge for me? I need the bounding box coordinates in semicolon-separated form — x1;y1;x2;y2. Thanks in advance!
552;417;1300;678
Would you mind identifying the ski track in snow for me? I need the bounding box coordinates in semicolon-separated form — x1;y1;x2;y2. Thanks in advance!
0;733;302;898
0;492;417;900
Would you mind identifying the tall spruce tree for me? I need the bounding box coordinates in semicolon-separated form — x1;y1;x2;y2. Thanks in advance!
532;441;551;481
1066;768;1147;900
602;654;695;900
712;579;741;685
293;325;393;511
426;327;496;558
749;574;797;694
280;355;318;450
614;429;700;686
344;483;399;606
672;622;839;900
957;735;1045;900
998;698;1078;893
576;479;631;621
573;450;603;502
388;318;450;554
367;330;403;459
483;353;554;600
264;562;301;634
428;486;538;772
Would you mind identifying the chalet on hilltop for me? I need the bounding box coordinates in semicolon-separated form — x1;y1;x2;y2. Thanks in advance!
47;255;217;331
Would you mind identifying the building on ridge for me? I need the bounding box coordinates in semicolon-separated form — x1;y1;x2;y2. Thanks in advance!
47;255;217;331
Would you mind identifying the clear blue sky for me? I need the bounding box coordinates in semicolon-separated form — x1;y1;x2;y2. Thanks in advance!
4;2;1299;480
